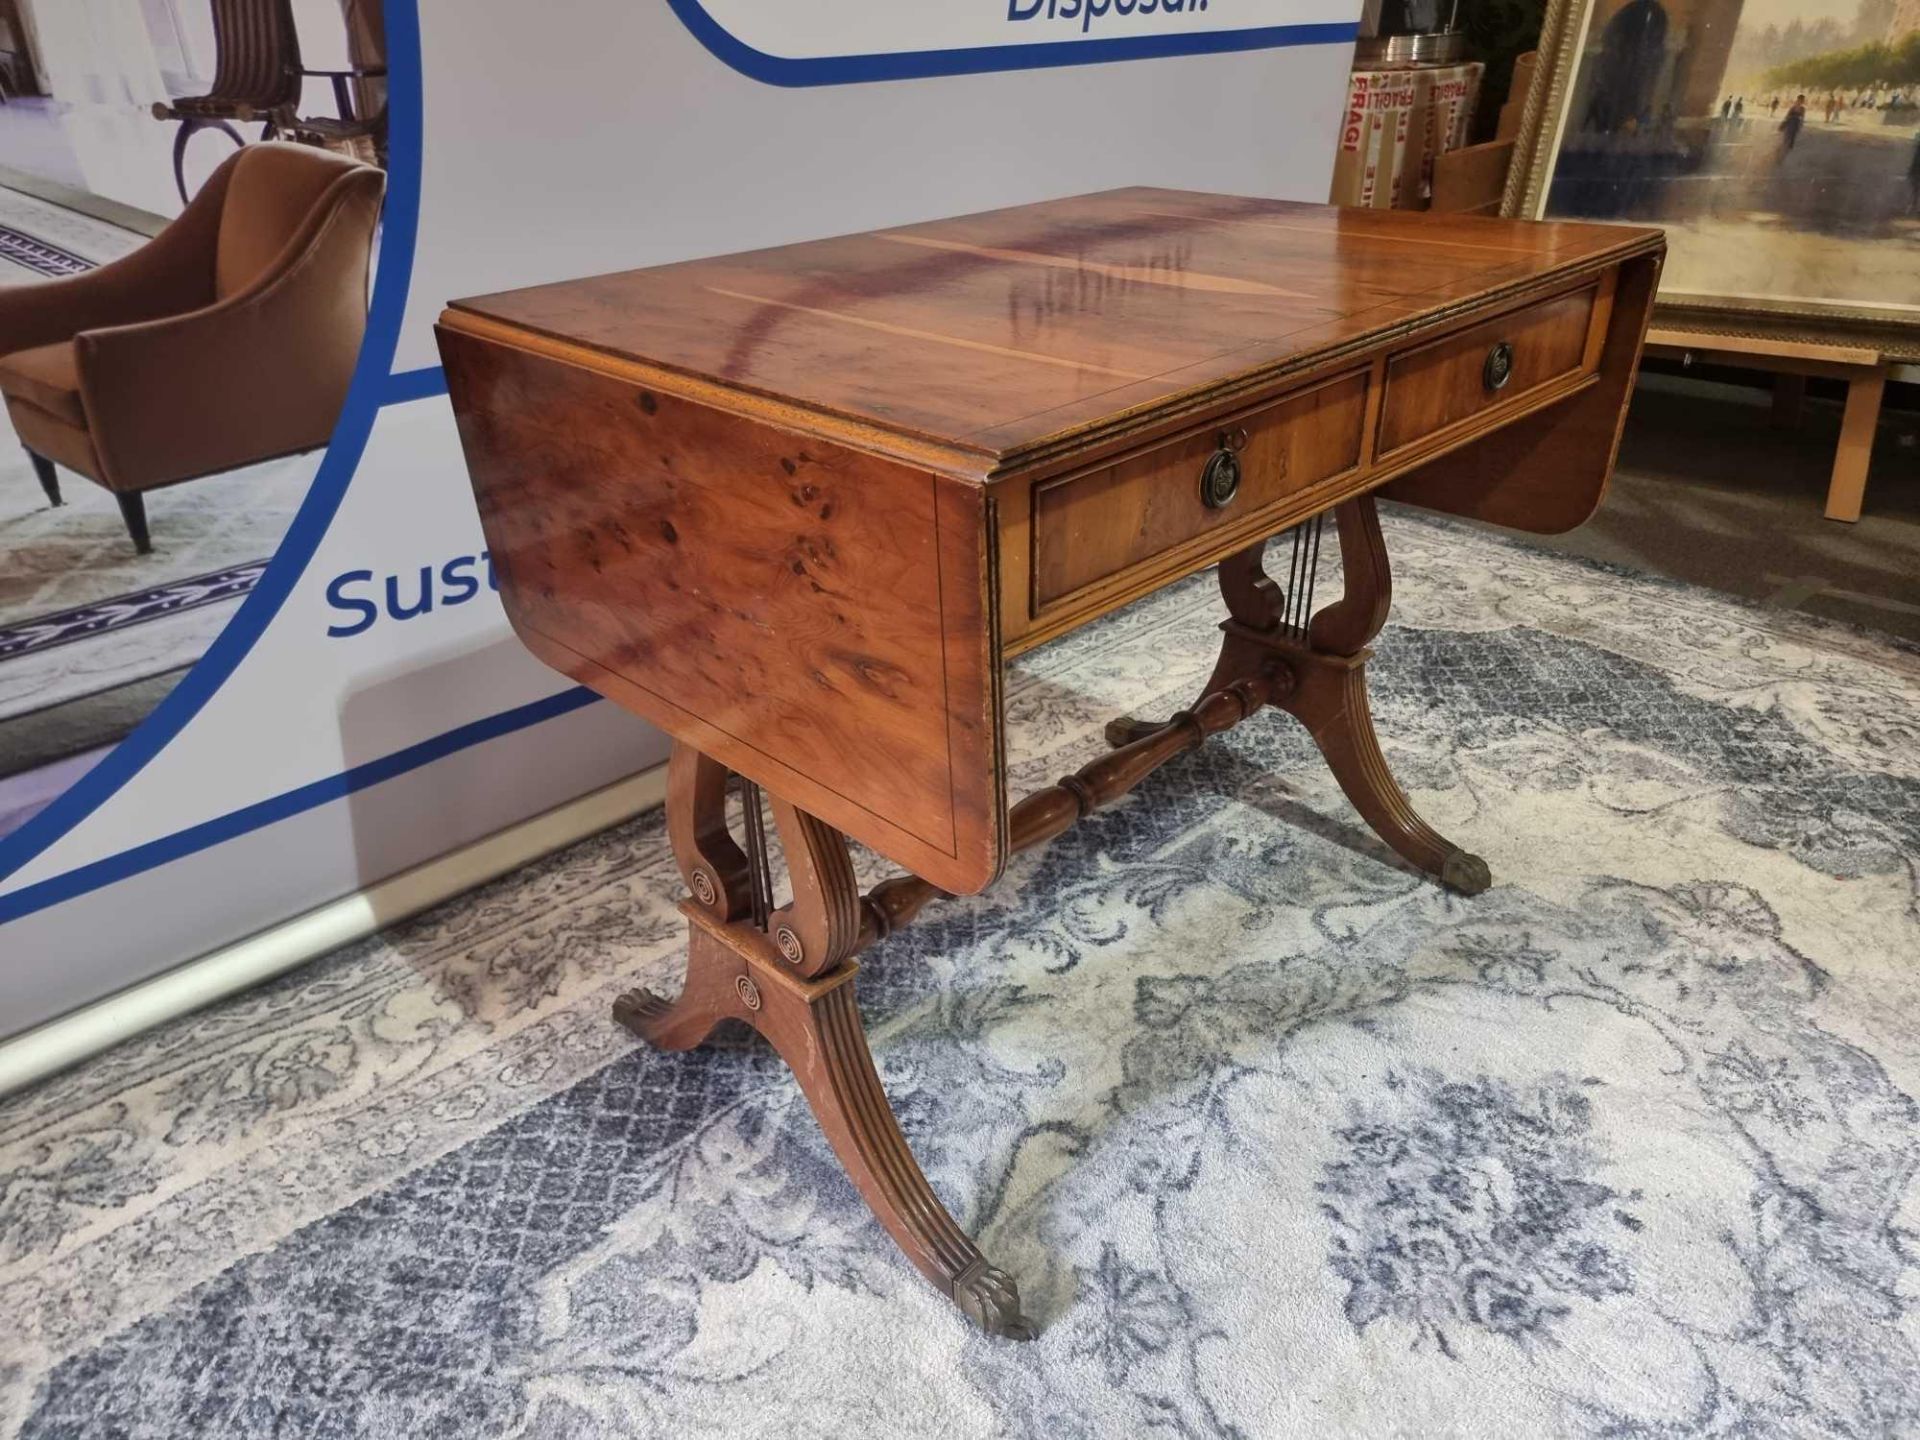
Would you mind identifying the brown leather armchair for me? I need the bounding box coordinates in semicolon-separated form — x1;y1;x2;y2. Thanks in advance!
0;144;385;554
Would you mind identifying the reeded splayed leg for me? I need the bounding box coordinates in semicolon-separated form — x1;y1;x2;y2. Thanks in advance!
1286;495;1490;894
1109;495;1490;895
613;741;1036;1340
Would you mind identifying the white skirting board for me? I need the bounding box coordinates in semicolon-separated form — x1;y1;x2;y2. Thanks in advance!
0;763;668;1098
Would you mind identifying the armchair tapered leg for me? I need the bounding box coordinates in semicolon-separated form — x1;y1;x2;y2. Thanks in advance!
25;449;59;507
115;493;152;554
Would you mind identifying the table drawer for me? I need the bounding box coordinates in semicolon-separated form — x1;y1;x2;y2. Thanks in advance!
1377;283;1597;456
1032;369;1367;612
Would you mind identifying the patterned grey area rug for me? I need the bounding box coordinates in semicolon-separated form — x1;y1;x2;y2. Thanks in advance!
0;189;143;283
0;446;313;727
2;509;1917;1439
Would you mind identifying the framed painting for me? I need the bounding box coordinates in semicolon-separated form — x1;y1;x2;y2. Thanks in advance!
1505;0;1920;357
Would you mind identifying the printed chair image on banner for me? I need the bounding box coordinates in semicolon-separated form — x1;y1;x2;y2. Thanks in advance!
0;0;387;841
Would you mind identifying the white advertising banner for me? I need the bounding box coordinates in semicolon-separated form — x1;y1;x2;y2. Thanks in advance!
0;0;1357;1038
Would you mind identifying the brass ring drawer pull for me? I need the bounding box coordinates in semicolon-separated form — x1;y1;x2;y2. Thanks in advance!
1199;427;1246;509
1483;340;1515;392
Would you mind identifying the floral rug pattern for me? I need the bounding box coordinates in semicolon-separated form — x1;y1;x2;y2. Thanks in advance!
1;508;1916;1438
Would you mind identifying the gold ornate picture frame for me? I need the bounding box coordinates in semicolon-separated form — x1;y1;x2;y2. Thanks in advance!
1504;0;1920;360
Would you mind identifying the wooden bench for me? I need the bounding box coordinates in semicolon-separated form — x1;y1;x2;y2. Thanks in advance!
1643;329;1890;523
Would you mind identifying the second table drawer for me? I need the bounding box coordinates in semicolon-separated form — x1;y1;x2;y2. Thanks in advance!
1377;284;1598;456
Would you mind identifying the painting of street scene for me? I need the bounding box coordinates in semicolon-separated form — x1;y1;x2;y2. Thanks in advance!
1544;0;1920;314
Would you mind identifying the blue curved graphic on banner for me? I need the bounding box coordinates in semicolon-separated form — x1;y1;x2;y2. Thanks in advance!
0;1;426;894
663;0;1356;86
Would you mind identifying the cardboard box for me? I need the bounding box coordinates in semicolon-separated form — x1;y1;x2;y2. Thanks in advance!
1331;61;1484;211
1330;68;1424;209
1423;62;1484;157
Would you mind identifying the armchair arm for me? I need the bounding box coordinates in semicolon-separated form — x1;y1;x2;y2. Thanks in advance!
0;160;234;356
73;165;386;492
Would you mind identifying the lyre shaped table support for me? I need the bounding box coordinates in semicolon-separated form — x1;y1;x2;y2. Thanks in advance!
613;492;1488;1340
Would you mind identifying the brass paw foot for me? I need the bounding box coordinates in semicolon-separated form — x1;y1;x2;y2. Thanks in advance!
1441;850;1492;896
953;1259;1037;1341
611;986;672;1037
610;932;746;1052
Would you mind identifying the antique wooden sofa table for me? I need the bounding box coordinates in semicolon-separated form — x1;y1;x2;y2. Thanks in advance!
438;188;1662;1340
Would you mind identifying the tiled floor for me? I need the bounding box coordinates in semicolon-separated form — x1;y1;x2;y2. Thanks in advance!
0;98;191;220
0;99;85;194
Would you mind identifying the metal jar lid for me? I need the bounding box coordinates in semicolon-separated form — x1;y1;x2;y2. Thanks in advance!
1352;30;1468;65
